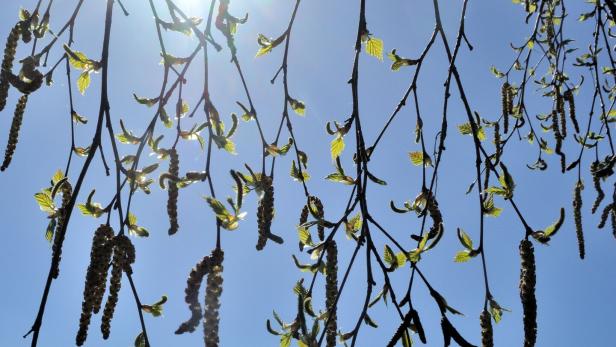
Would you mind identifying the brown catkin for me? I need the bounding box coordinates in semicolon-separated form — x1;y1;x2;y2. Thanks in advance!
1;94;28;171
501;82;510;133
76;225;114;346
611;209;616;239
101;235;135;339
598;203;613;229
19;19;32;43
325;241;338;347
299;205;309;251
176;255;212;334
552;110;565;173
480;309;494;347
0;23;19;112
557;91;567;139
591;161;605;214
494;122;502;164
204;249;224;347
573;181;585;259
167;148;179;235
426;190;443;237
309;196;325;241
519;240;537;347
51;181;72;279
563;90;580;133
256;175;274;250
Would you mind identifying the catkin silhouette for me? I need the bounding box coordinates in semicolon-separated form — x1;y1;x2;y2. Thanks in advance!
325;241;338;347
0;23;19;112
563;90;579;133
101;235;135;339
556;89;566;138
591;161;605;214
256;175;274;250
19;19;32;43
1;94;28;171
76;225;114;346
309;196;325;241
598;203;613;229
573;181;585;259
480;309;493;347
204;249;224;347
176;255;211;334
167;148;179;235
494;122;501;164
501;82;510;133
51;180;72;279
519;240;537;347
552;110;565;173
299;204;309;251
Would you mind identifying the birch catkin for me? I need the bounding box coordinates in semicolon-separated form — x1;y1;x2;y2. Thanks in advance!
519;240;537;347
573;181;585;259
204;249;224;347
51;180;72;279
1;94;28;171
480;309;493;347
167;148;179;235
309;196;325;241
325;241;338;347
256;175;274;250
0;23;19;112
176;255;212;334
591;161;604;214
501;82;510;133
563;90;580;133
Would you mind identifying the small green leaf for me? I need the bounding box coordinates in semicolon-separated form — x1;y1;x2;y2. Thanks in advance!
331;135;345;160
365;36;384;60
288;97;306;116
77;71;91;95
454;250;472;263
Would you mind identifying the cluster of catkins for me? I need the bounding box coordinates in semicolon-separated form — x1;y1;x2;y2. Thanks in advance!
573;181;585;259
51;181;73;279
176;249;224;347
480;309;493;347
325;241;338;347
519;240;537;347
167;148;180;235
256;175;275;250
76;225;114;346
100;234;136;340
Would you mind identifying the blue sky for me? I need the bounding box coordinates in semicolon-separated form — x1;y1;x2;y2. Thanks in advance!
1;0;615;346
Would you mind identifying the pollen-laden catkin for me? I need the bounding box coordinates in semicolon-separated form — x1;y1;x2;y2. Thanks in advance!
552;110;565;173
1;94;28;171
480;309;493;347
426;190;443;237
494;122;502;164
101;235;135;339
76;225;114;346
501;82;510;133
0;23;19;112
256;175;274;250
299;205;309;251
563;90;580;133
519;240;537;347
573;181;585;259
556;90;567;139
167;148;179;235
309;196;325;241
598;203;613;229
591;161;605;214
204;249;224;347
176;255;212;334
51;181;72;279
325;241;338;347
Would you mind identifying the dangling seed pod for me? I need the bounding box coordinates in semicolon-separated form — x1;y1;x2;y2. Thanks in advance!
501;82;510;133
552;110;565;173
0;23;20;112
309;196;325;241
256;175;274;250
573;180;585;259
325;241;338;347
1;94;28;171
101;235;135;339
563;90;579;133
480;309;493;347
591;161;605;214
204;249;224;347
176;255;212;334
76;225;114;346
167;148;180;235
51;180;72;279
519;239;537;347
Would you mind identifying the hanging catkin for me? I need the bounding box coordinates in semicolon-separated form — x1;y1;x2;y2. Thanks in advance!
501;82;510;133
256;175;274;250
298;204;309;251
556;89;567;138
325;241;338;347
0;23;19;112
519;240;537;347
591;161;605;214
101;235;135;339
309;196;325;241
51;180;72;279
480;309;493;347
494;122;502;164
573;181;585;259
204;249;224;347
176;254;212;334
563;90;580;133
76;225;114;346
1;94;28;171
167;148;179;235
552;110;565;173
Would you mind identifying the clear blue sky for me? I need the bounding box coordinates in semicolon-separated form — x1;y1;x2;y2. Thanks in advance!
1;0;615;346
